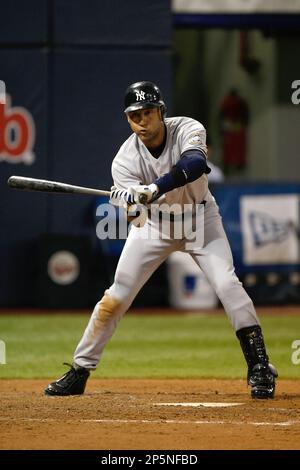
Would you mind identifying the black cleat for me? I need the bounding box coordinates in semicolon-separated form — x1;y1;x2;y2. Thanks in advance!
236;325;278;399
248;363;278;399
45;363;90;396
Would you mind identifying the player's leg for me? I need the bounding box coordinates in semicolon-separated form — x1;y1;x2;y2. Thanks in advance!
186;194;277;398
73;225;176;369
45;221;177;395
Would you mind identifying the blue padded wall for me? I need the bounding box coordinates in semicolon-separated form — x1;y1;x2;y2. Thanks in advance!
0;1;172;306
0;50;48;305
54;0;171;45
0;0;48;43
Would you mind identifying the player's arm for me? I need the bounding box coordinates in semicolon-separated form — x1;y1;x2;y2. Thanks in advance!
153;149;211;195
126;149;211;204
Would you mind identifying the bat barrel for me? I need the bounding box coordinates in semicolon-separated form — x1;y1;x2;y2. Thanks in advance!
8;176;75;194
7;176;111;197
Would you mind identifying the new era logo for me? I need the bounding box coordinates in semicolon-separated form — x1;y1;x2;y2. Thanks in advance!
241;194;300;265
249;211;296;247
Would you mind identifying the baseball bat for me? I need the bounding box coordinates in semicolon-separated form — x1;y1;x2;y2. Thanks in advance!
7;176;111;197
7;175;149;204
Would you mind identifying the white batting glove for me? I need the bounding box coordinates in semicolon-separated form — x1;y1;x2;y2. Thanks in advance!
109;186;134;207
127;184;159;205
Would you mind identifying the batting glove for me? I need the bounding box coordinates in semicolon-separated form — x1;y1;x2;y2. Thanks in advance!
109;186;134;207
127;184;159;205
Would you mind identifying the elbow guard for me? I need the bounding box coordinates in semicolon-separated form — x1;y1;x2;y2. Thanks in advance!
175;150;210;183
154;150;211;194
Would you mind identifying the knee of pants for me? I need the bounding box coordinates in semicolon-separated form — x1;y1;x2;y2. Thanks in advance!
94;292;122;327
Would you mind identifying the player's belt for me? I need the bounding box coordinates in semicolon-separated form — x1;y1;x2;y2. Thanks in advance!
148;201;206;222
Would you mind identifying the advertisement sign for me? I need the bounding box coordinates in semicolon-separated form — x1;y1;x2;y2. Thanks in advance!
240;195;299;265
212;183;300;303
172;0;300;13
0;94;36;164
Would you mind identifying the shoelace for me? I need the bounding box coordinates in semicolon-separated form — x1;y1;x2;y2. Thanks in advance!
58;363;77;383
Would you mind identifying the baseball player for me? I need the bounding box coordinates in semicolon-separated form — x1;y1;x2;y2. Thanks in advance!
45;81;277;399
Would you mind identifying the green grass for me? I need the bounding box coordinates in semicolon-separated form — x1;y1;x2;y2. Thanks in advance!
0;312;300;379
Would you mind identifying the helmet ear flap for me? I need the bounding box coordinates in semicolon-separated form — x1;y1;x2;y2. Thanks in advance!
160;104;167;119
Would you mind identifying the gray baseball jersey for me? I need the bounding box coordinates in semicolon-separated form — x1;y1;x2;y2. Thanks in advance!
112;116;209;210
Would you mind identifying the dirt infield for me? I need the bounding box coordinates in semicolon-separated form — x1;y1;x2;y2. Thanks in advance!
0;378;300;450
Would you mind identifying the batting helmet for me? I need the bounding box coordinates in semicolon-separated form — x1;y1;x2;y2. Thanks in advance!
124;81;166;115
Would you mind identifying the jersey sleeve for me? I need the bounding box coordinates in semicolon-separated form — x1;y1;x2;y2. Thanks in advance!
178;119;207;157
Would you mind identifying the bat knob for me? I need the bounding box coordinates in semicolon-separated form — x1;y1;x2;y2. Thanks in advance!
138;193;148;205
7;176;18;188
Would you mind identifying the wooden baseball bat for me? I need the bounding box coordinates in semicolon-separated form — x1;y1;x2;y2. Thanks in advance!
7;175;149;204
7;176;111;197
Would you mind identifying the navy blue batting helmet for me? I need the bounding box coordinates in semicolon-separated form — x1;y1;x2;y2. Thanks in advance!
124;81;166;115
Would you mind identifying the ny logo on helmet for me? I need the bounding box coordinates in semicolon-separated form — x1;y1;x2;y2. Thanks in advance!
135;90;145;101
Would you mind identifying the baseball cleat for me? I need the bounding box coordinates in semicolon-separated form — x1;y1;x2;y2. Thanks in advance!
248;363;278;399
44;363;90;396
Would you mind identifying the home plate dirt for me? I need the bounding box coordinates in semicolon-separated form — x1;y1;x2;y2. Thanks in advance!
154;402;244;407
0;378;300;450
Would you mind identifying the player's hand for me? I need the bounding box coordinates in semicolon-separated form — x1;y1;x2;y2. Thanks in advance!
109;186;134;207
127;184;159;205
